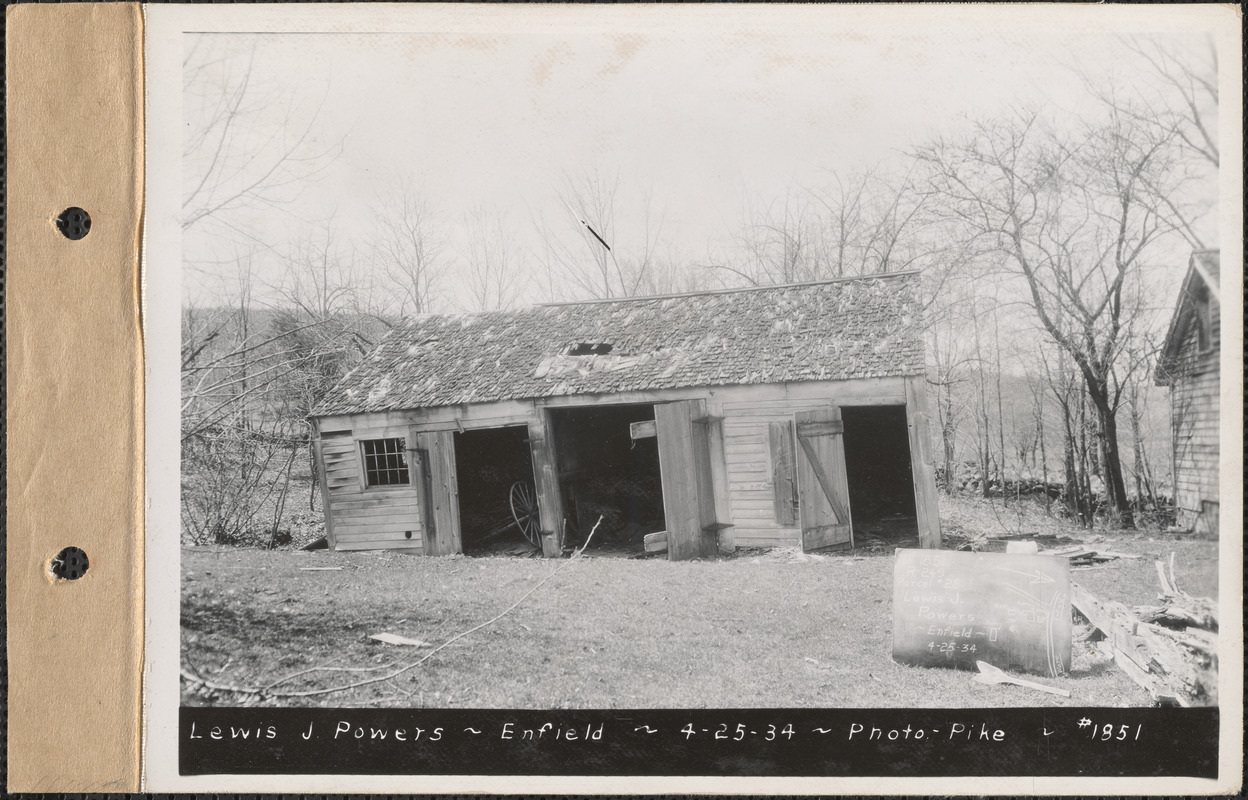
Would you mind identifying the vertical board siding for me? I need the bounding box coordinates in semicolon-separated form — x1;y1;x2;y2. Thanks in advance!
413;429;461;555
769;421;799;526
794;408;854;551
655;399;718;560
320;425;424;552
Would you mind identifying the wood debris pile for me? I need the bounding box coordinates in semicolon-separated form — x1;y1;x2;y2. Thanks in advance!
1071;555;1217;707
1041;544;1144;567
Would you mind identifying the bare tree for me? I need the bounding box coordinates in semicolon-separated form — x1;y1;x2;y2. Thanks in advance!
927;302;972;490
536;168;674;300
1072;35;1219;249
915;104;1190;527
809;166;935;276
370;180;446;316
180;283;336;545
460;206;530;312
272;217;360;319
810;171;869;278
182;37;340;237
1024;365;1054;515
712;165;945;292
1116;35;1219;169
722;189;823;286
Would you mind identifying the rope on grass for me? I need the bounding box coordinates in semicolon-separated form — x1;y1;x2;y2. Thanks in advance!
182;515;605;700
181;668;264;697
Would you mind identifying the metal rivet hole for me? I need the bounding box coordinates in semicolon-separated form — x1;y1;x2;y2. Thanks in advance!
55;207;91;240
50;547;89;580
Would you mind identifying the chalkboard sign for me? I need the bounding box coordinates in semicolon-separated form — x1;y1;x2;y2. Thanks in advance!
892;549;1071;677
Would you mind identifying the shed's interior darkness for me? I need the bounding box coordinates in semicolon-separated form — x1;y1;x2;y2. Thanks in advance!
453;426;537;554
841;405;918;544
549;404;666;553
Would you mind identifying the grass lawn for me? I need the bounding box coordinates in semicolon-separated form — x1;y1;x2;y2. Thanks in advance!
181;497;1219;709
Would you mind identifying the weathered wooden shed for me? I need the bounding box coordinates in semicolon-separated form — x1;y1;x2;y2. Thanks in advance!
309;272;940;559
1155;250;1221;533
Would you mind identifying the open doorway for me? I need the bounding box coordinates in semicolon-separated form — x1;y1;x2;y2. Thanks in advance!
549;404;666;554
453;426;537;554
841;405;918;545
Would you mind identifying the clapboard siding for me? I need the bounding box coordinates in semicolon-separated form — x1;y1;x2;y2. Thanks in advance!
329;526;421;542
1172;364;1219;514
330;503;421;520
734;528;801;547
320;424;425;552
721;399;807;548
1164;277;1220;517
336;541;423;554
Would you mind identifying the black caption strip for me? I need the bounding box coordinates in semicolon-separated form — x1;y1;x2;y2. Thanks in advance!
180;706;1218;778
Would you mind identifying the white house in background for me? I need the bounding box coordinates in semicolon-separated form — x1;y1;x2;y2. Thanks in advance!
1155;250;1221;534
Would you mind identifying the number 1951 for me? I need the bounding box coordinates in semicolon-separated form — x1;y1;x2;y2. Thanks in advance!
1092;723;1142;741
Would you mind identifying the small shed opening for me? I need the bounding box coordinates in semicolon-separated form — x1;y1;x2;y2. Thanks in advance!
453;426;537;554
549;404;666;553
841;405;918;545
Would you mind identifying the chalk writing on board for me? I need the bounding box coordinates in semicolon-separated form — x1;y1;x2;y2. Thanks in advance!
891;549;1071;677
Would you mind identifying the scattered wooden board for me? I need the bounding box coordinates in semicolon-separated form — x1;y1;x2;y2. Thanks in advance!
368;633;431;647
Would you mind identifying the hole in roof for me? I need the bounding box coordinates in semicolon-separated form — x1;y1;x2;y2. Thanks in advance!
568;343;613;356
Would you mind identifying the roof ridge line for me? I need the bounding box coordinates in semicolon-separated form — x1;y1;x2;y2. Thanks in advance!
538;269;921;307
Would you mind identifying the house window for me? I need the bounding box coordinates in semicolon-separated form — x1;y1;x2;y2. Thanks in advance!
361;437;410;488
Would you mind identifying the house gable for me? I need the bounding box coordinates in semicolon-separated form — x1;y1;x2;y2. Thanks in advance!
1156;250;1220;386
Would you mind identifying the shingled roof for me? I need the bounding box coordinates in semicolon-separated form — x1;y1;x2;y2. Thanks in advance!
312;271;925;417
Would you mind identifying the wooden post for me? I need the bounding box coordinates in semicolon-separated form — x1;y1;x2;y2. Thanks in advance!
703;406;735;553
311;420;338;550
905;374;942;548
527;409;566;558
408;443;435;554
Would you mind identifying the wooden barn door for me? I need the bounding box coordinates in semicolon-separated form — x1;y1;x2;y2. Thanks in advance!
409;429;462;556
655;399;719;560
794;408;853;552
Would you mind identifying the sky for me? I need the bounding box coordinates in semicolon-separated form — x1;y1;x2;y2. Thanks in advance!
179;8;1222;312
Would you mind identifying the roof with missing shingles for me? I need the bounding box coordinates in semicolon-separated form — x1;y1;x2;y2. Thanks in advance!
312;271;925;416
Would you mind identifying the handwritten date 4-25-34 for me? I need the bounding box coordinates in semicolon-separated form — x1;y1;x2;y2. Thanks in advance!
681;723;796;740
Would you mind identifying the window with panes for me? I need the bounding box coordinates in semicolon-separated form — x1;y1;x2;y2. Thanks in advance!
361;437;410;487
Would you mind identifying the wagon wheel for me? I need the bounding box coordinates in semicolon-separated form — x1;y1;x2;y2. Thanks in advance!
509;481;542;547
